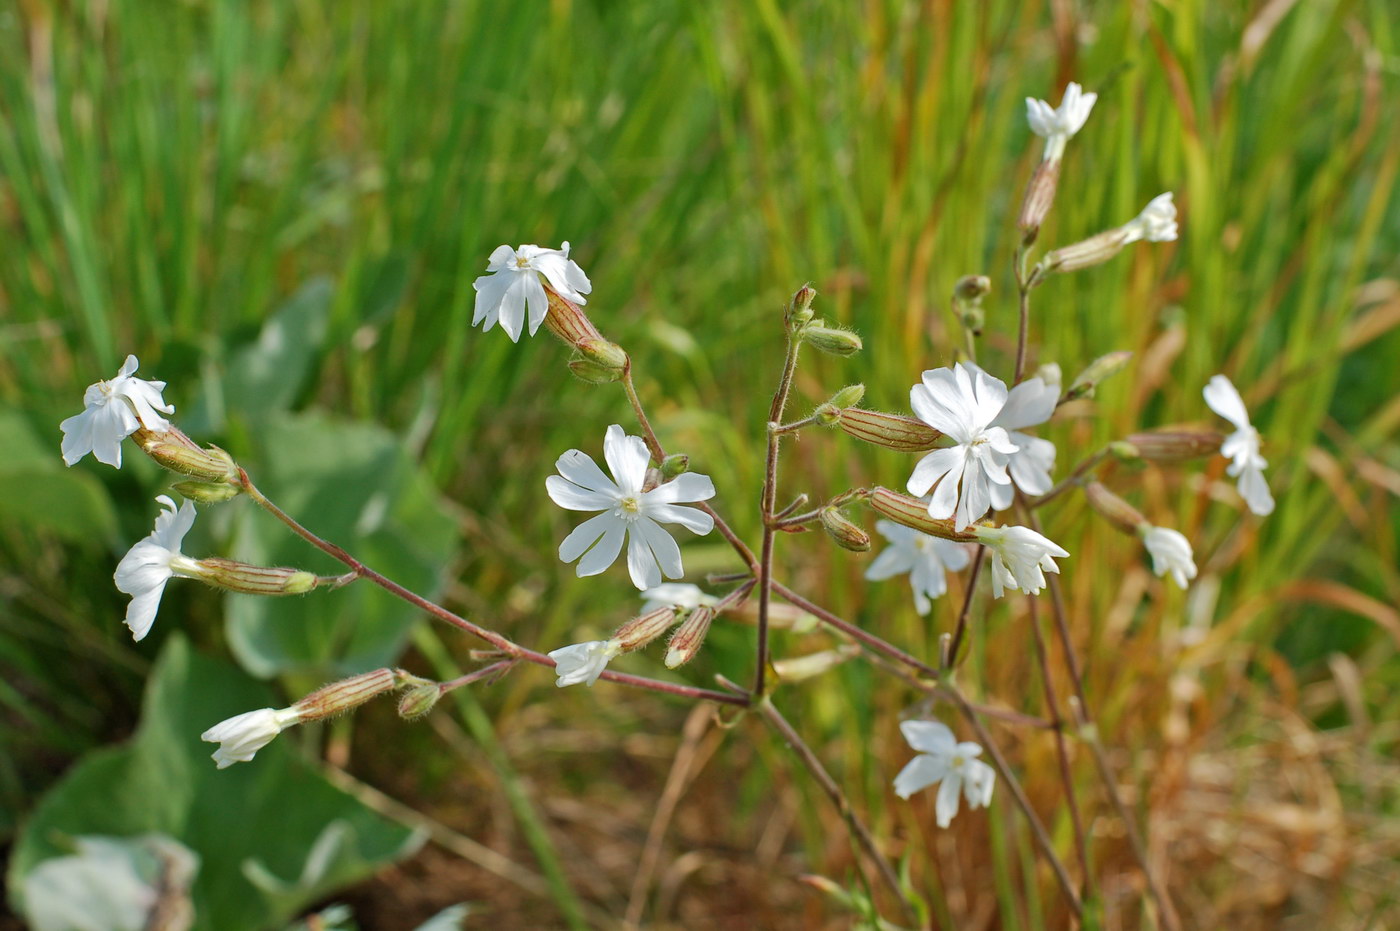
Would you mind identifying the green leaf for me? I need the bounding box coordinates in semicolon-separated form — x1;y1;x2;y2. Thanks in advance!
0;468;118;545
5;637;420;931
225;411;458;678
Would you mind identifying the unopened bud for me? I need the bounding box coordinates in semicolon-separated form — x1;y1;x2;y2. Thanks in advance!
294;668;399;722
132;426;239;483
194;558;319;595
786;284;817;331
172;480;243;503
578;337;628;371
397;683;442;720
868;487;980;541
664;606;715;668
542;286;605;349
660;453;690;479
837;409;942;451
1084;481;1147;535
828;384;866;409
1122;430;1224;462
773;644;861;682
960;304;985;336
819;507;871;552
1018;159;1061;241
612;606;680;652
568;356;625;384
803;326;863;357
1065;351;1132;401
953;275;991;301
1042;228;1131;274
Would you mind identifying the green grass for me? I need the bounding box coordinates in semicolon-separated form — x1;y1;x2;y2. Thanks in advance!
3;0;1399;926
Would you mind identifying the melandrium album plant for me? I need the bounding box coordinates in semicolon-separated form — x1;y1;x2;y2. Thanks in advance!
59;80;1277;927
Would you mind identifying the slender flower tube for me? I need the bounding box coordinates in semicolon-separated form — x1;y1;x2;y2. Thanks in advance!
60;355;174;468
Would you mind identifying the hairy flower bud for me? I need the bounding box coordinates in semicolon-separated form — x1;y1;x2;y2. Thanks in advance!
829;384;866;410
786;284;817;331
397;683;442;720
1017;158;1061;241
802;325;863;357
1084;481;1147;535
1122;430;1225;462
660;453;690;478
171;480;244;503
578;337;628;371
664;605;715;669
869;487;980;542
837;409;942;451
952;275;991;302
194;558;319;595
612;606;680;652
1065;351;1133;402
542;285;605;349
819;507;871;552
132;426;240;483
568;356;626;384
294;668;401;722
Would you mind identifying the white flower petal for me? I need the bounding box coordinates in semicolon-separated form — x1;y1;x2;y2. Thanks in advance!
645;472;716;504
900;719;956;754
1238;466;1275;516
201;707;300;769
994;377;1057;432
548;639;619;687
545;475;618;512
634;516;683;580
603;424;650;495
643;502;714;535
1203;374;1251;432
864;543;916;581
893;754;950;800
908;446;965;500
934;772;964;828
554;448;620;495
559;511;618;564
625;528;663;591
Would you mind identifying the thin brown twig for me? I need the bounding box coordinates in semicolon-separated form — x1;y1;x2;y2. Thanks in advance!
945;546;986;669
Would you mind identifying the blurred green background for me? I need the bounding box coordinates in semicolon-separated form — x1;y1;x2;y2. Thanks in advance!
2;0;1398;927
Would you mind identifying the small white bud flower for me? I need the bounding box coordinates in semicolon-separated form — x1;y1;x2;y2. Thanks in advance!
201;706;303;769
1140;525;1198;589
1025;82;1098;162
548;639;622;688
60;355;175;468
972;524;1070;598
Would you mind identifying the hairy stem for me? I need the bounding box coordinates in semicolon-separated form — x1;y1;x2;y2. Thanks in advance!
755;335;803;697
944;546;986;670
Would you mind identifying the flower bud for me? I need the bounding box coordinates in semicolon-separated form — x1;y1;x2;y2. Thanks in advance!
828;384;866;410
1065;351;1133;402
952;275;991;301
542;285;605;349
819;507;871;552
773;644;860;682
660;453;690;479
869;487;980;541
802;326;863;357
568;356;625;384
397;683;442;720
132;426;240;483
664;605;715;669
836;409;942;451
786;284;817;331
293;668;400;722
578;337;629;371
172;480;244;503
194;558;319;595
1041;228;1130;274
612;606;680;652
1121;430;1224;462
1017;158;1060;241
1084;481;1147;535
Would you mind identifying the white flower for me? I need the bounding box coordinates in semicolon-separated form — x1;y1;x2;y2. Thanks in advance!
113;495;204;641
1141;525;1197;588
59;354;174;468
1025;82;1097;161
201;706;303;769
471;242;592;342
907;363;1019;530
893;720;996;827
548;639;622;687
1203;374;1274;516
973;524;1070;598
988;367;1059;501
1120;193;1178;244
641;582;717;614
547;424;716;590
865;520;972;615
